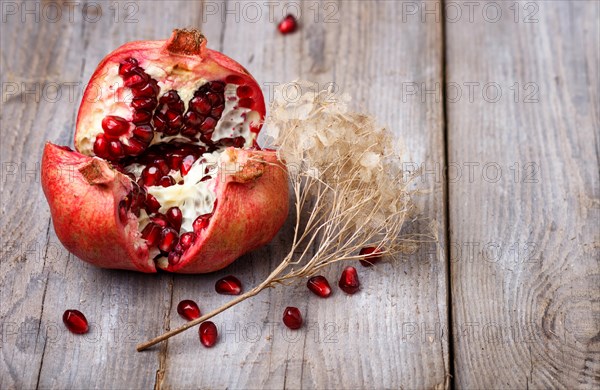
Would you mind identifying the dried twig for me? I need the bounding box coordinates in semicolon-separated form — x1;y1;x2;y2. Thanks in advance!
137;82;418;352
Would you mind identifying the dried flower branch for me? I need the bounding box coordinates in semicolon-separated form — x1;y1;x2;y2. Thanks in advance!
137;82;418;352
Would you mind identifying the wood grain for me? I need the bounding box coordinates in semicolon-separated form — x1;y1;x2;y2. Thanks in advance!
161;1;449;389
1;0;449;388
446;1;600;388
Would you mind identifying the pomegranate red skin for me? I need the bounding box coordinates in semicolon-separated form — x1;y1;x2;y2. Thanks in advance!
41;143;154;272
41;143;289;273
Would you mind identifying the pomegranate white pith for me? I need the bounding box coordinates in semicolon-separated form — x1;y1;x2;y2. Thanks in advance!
41;29;289;273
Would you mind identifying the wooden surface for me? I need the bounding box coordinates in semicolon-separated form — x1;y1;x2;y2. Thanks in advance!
0;1;596;389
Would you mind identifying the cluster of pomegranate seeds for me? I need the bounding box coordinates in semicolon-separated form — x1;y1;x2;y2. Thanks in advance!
94;58;159;160
199;321;218;347
307;275;332;298
359;246;382;267
62;309;89;334
278;14;298;34
177;299;201;321
339;266;360;294
215;275;242;295
282;307;303;329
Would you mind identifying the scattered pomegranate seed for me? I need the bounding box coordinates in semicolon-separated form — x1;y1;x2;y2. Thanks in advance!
282;307;302;329
307;275;332;298
62;309;89;334
215;275;242;295
278;14;298;35
177;299;201;321
339;266;360;294
359;246;383;267
199;321;218;347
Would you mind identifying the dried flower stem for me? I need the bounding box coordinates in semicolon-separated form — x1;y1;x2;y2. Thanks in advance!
137;83;418;352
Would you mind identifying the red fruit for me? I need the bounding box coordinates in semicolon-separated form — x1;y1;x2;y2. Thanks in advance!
339;266;360;294
307;275;332;298
62;309;89;334
215;275;242;295
282;307;302;329
199;321;218;347
41;29;288;273
359;246;383;267
278;15;298;35
177;299;201;321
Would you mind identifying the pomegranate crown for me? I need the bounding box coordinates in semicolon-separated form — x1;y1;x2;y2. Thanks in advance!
165;28;207;57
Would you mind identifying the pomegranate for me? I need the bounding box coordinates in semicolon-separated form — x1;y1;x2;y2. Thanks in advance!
62;309;89;334
41;29;289;273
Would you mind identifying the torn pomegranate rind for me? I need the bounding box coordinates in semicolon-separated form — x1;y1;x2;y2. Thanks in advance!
41;30;289;273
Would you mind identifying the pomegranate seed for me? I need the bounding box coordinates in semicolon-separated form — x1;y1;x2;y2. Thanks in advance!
166;207;183;231
168;250;182;266
307;275;332;298
109;140;125;159
152;159;170;175
132;81;158;98
62;309;89;334
278;14;298;34
167;154;184;170
199;321;218;347
132;110;152;124
141;165;160;186
177;300;200;321
184;111;203;126
282;307;302;329
200;117;216;132
192;214;210;231
237;85;253;98
179;232;196;250
160;90;179;104
145;193;161;213
359;247;383;267
151;213;169;228
124;73;147;88
166;109;183;128
211;105;225;117
133;125;154;143
118;58;138;76
132;97;157;111
180;155;196;176
102;115;130;137
159;175;175;187
190;96;212;114
159;227;179;252
339;266;360;294
225;75;244;85
123;138;146;156
215;275;242;295
93;134;109;158
141;222;161;246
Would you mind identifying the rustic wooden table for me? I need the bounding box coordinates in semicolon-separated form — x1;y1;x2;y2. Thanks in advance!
1;1;598;389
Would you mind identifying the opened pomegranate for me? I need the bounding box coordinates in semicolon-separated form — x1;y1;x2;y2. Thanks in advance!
41;29;289;273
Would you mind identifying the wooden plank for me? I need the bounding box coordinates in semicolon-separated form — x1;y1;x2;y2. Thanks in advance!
161;1;449;389
446;1;600;388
